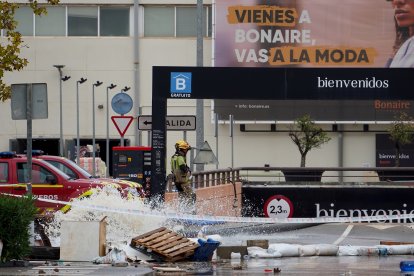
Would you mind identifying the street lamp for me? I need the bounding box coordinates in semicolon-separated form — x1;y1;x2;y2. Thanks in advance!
122;86;131;92
53;65;71;156
76;77;87;166
106;83;117;177
92;80;103;177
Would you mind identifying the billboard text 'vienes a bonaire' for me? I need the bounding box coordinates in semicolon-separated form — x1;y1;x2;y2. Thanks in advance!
215;0;405;68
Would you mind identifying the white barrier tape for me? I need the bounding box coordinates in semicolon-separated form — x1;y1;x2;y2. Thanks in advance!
3;192;414;224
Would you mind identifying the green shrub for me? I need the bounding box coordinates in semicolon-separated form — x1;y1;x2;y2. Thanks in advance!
0;195;37;262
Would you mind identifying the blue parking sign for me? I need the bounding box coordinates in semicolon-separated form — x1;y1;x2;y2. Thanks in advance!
170;72;192;93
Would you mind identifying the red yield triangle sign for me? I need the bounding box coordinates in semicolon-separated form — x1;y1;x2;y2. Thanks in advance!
111;116;134;137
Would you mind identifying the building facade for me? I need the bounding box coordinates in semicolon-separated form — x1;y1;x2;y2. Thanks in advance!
1;0;407;179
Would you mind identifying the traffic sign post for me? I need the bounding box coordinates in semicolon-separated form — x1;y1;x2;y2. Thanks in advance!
138;115;196;131
11;83;48;195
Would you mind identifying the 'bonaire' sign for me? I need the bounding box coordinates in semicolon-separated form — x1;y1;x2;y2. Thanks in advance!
215;0;395;68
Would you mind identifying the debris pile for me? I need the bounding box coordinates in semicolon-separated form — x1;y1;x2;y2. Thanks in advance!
130;227;200;262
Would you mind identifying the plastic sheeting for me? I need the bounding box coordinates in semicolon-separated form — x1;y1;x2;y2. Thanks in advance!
92;248;127;264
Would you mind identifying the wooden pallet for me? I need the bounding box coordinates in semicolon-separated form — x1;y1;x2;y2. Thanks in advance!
130;227;199;262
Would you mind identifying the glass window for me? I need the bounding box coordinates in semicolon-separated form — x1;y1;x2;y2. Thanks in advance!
176;6;210;37
17;163;55;184
100;7;130;36
46;160;77;179
68;7;98;36
176;7;197;37
0;163;8;183
207;6;212;37
35;6;66;36
17;163;27;183
144;6;174;37
15;6;33;36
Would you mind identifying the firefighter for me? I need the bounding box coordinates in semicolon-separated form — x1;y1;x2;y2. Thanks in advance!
171;140;196;212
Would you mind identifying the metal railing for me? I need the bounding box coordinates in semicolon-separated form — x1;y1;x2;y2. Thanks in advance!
192;168;240;189
239;166;414;184
165;168;240;192
165;166;414;191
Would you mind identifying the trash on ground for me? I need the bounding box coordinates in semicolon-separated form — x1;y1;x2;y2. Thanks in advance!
123;244;154;262
130;227;200;262
192;238;221;261
232;264;243;270
400;260;414;272
92;247;127;264
153;266;186;272
111;261;128;267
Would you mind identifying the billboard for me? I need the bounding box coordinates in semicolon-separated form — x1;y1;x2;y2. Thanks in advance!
242;185;414;222
214;0;414;122
376;133;414;167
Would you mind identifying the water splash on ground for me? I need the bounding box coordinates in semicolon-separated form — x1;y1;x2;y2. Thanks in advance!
45;187;171;246
43;187;299;247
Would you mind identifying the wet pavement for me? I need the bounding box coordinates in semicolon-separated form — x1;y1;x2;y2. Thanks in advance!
2;223;414;275
1;256;413;275
236;223;414;246
216;255;414;275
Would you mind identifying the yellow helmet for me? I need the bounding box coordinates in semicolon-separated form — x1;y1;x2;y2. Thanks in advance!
175;140;191;150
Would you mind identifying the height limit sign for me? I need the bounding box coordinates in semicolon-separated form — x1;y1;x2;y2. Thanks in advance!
264;195;294;218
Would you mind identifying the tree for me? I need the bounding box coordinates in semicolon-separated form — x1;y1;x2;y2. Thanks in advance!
289;114;331;167
388;112;414;167
0;0;59;102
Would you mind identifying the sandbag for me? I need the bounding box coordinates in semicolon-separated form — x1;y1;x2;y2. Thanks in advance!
338;245;359;256
299;245;317;257
385;245;413;255
247;246;282;258
268;243;300;257
315;244;339;256
357;246;380;256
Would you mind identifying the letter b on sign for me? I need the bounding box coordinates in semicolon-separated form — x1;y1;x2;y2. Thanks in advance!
170;72;192;93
